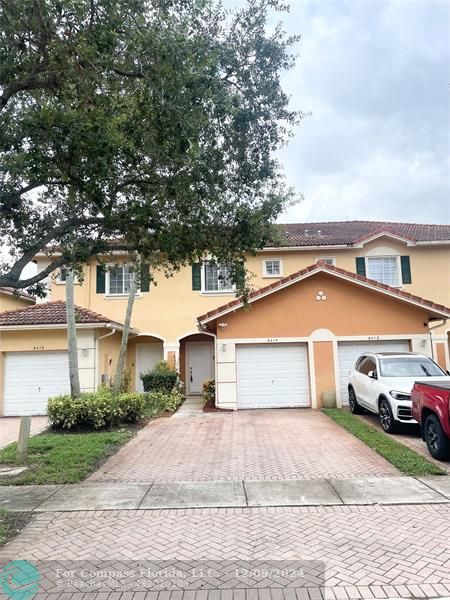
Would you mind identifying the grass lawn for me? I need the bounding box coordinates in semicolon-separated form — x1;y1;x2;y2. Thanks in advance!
0;510;7;544
323;408;445;476
0;429;133;485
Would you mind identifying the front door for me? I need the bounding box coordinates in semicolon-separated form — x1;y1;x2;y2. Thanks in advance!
136;343;164;392
186;342;214;395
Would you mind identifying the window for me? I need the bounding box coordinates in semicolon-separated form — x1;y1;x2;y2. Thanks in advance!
57;267;67;283
366;256;400;286
315;257;336;266
107;265;134;295
203;262;234;292
358;357;377;376
379;356;445;378
263;259;282;277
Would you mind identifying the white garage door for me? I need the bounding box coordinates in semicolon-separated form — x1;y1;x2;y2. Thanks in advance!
338;340;409;405
3;352;70;416
237;344;310;409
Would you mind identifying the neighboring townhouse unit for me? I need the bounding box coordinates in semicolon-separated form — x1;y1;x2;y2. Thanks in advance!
0;220;449;415
0;287;35;312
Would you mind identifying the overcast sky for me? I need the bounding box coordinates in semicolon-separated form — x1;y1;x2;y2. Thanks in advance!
227;0;449;224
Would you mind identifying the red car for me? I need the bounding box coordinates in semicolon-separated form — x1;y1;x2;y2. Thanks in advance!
412;380;450;461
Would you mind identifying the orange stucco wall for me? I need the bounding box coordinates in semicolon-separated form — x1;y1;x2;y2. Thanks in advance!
217;273;430;339
313;341;335;408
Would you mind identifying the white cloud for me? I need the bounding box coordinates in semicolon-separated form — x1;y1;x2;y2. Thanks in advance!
226;0;450;223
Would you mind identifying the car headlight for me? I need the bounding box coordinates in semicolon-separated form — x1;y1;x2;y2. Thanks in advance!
389;390;411;401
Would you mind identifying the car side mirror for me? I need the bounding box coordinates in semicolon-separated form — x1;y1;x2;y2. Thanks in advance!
368;370;377;379
446;370;450;376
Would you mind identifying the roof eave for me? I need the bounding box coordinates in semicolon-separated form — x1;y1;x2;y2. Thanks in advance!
198;266;450;326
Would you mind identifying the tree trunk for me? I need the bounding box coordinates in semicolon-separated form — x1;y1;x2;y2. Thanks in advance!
112;275;138;395
66;269;81;398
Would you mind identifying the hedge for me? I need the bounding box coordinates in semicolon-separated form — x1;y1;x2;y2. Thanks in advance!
48;389;146;430
141;360;178;392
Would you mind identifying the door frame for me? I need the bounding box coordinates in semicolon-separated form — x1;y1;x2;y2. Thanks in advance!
135;342;163;391
185;341;214;395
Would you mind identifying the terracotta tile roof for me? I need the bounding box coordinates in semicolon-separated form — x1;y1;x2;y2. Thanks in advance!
0;300;124;328
272;221;450;247
198;261;450;324
0;287;35;302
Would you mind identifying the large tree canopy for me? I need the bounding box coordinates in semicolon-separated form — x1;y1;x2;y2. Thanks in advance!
0;0;300;294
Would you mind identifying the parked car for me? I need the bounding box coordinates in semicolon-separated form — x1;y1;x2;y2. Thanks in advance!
412;380;450;460
348;352;450;433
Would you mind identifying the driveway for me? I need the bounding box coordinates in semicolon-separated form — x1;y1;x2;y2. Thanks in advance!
89;409;398;482
0;416;48;450
360;413;450;474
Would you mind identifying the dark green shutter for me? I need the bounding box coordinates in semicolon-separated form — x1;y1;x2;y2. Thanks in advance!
140;263;150;292
355;257;366;277
192;263;202;290
400;256;412;284
96;265;106;293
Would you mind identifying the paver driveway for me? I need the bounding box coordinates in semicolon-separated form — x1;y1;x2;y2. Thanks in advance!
0;416;48;450
1;505;449;598
89;409;398;482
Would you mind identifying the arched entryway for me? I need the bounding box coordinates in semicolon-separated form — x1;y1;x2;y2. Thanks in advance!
178;332;215;396
127;333;165;392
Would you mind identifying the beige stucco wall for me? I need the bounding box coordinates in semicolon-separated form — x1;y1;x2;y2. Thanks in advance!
0;294;34;312
0;327;113;415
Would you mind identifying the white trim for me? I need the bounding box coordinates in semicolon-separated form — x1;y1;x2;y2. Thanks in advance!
133;331;166;343
332;338;342;408
262;258;283;278
200;261;235;294
307;340;317;409
352;231;416;248
0;322;127;331
365;255;402;288
198;265;450;325
0;289;35;303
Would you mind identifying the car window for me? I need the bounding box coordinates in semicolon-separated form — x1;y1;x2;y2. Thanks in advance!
379;356;445;377
359;357;377;376
355;356;367;371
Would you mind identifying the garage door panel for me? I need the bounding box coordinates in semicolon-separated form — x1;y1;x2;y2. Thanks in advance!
338;340;409;405
237;344;309;409
4;352;70;416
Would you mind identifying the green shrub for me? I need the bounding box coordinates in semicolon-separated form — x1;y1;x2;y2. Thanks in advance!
202;379;215;406
48;389;146;430
141;360;178;392
145;390;184;415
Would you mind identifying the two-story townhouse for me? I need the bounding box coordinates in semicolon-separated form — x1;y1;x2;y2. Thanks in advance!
0;220;449;415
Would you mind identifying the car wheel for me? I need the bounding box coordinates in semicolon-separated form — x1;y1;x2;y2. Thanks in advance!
348;387;362;414
379;398;398;434
424;414;450;461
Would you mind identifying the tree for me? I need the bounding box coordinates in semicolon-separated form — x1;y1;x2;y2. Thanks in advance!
65;268;81;397
0;0;300;296
112;263;139;395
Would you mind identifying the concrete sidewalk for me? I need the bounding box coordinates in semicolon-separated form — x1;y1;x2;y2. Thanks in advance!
1;475;449;512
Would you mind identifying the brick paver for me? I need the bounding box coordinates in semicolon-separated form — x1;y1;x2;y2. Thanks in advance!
359;414;450;474
1;505;449;598
0;416;48;450
89;410;398;482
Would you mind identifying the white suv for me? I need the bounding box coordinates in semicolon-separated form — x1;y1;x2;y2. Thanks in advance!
348;352;450;433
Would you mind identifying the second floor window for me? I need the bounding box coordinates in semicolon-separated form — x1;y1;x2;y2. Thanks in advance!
108;265;134;295
366;256;400;286
263;259;282;277
204;262;234;292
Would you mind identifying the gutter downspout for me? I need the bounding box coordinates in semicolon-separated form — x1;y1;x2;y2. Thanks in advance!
95;326;116;390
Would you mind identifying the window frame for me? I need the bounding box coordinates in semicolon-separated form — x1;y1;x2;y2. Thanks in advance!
365;255;401;287
201;260;235;295
262;259;283;278
315;257;336;266
105;264;141;297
